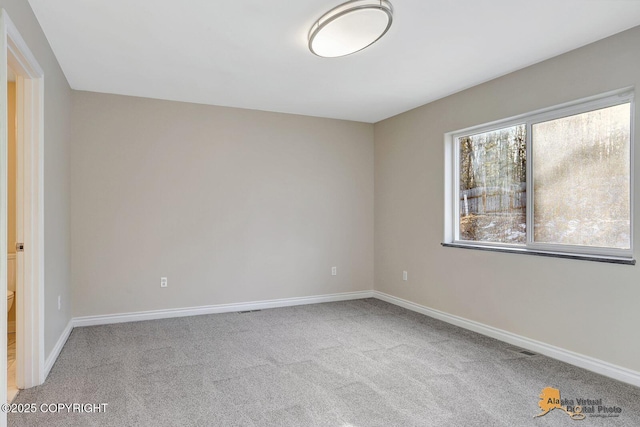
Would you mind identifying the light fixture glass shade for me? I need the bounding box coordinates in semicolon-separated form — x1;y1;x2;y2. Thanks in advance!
309;0;393;58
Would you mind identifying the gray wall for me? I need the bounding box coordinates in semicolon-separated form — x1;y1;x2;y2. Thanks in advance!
71;92;374;316
374;26;640;372
0;1;72;358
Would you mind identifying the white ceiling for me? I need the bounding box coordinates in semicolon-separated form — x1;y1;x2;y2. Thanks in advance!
28;0;640;123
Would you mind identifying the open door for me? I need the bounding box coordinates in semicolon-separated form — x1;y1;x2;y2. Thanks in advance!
0;11;45;425
0;10;9;422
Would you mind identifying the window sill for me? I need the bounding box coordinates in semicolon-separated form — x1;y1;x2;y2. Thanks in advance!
441;243;635;265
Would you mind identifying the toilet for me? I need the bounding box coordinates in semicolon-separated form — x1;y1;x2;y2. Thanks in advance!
7;290;14;313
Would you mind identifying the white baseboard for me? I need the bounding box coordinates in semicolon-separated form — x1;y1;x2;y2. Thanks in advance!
42;291;372;382
72;290;375;327
46;289;639;389
44;320;73;379
373;290;640;388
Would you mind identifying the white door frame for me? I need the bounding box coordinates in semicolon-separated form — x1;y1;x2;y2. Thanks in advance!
0;10;45;415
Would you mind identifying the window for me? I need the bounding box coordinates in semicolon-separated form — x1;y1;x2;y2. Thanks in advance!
445;90;634;263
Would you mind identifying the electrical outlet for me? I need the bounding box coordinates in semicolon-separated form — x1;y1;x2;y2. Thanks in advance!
403;271;408;281
58;295;61;310
160;277;168;288
331;266;337;276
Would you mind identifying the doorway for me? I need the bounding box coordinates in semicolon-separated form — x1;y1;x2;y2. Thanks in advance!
0;9;46;415
6;65;17;402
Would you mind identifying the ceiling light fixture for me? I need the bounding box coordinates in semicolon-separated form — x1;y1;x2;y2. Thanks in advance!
308;0;393;58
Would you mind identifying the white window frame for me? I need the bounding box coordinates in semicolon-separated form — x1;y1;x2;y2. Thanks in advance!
444;88;635;264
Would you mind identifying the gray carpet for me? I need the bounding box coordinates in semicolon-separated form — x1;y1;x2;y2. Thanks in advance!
8;298;640;426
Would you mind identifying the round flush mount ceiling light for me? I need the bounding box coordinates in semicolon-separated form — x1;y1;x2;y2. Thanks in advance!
308;0;393;58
